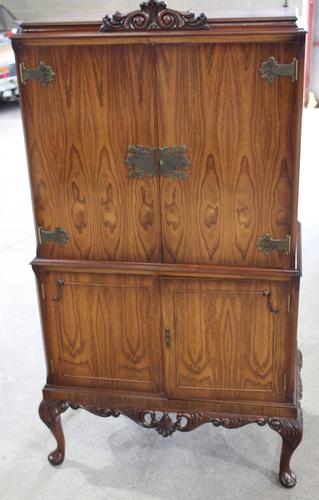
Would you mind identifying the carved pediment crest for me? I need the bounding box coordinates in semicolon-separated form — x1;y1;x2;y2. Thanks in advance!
101;0;209;32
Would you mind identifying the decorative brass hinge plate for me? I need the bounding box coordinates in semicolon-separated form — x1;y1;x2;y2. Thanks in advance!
256;233;291;256
259;57;298;84
159;145;191;179
38;226;70;246
125;145;157;178
19;61;55;87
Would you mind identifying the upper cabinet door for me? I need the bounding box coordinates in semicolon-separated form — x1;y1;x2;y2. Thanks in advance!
155;43;304;268
18;45;161;262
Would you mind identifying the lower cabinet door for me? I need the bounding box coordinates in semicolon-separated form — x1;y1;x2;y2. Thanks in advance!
40;271;162;394
161;278;290;403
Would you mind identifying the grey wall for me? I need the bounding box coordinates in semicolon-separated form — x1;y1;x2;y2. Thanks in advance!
5;1;303;22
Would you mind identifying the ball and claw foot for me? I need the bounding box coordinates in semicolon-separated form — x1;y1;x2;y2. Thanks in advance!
48;448;65;466
39;399;69;466
280;470;297;488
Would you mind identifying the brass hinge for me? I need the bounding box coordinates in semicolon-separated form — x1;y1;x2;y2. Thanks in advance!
19;61;55;87
283;373;287;391
50;359;54;374
256;234;291;256
259;57;298;84
41;283;46;300
38;226;70;246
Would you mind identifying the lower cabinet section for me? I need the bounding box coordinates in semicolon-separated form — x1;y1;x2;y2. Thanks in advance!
35;262;302;488
36;266;294;406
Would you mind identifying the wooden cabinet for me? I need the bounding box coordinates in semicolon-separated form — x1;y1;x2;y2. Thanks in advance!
14;1;304;489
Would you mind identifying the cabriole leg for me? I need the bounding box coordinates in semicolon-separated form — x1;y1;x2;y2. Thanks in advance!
269;409;303;488
39;399;69;465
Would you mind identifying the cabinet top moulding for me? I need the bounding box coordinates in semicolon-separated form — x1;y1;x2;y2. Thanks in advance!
12;4;305;47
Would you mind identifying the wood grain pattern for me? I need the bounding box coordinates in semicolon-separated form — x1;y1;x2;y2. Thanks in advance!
162;278;289;402
43;272;162;393
156;43;302;268
19;45;161;262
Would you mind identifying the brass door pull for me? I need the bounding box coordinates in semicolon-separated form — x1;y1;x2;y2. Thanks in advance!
165;328;172;348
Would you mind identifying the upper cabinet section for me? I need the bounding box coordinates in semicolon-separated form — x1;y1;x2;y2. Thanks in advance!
13;2;305;268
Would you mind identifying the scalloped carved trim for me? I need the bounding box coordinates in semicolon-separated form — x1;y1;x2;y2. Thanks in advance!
69;405;301;445
100;1;209;32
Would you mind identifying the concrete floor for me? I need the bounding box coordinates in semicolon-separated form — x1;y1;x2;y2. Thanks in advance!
0;102;318;500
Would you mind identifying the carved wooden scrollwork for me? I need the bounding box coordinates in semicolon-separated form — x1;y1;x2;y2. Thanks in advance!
70;403;121;418
70;406;269;437
101;1;209;32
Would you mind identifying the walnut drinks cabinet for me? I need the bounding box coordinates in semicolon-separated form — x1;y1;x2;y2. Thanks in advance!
13;1;305;489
